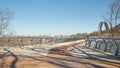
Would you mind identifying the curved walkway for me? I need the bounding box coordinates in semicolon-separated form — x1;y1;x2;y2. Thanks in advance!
0;40;120;68
48;41;120;68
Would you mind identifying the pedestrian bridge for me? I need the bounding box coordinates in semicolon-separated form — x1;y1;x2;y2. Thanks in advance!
0;36;120;56
0;36;120;68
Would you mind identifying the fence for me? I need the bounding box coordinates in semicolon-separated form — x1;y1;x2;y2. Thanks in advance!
85;36;120;56
0;36;83;48
0;36;120;56
0;37;53;48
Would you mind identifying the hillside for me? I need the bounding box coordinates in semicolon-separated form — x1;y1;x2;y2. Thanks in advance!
89;24;120;36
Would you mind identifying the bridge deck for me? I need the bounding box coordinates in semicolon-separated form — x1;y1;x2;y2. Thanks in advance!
48;42;120;68
68;44;118;59
0;40;120;68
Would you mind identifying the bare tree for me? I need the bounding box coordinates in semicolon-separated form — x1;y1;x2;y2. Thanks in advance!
0;8;13;36
104;0;120;36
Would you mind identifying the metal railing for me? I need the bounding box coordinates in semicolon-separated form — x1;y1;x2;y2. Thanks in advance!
85;36;120;56
0;36;119;56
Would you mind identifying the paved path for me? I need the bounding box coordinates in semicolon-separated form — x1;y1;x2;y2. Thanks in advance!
68;44;119;59
48;42;120;68
0;40;120;68
53;40;85;47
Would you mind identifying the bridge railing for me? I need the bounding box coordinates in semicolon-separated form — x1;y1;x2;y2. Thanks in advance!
0;36;119;56
0;37;53;48
53;36;86;44
0;36;86;48
85;36;120;56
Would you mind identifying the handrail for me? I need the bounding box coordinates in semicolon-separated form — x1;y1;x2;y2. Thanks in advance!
0;36;120;56
85;36;120;56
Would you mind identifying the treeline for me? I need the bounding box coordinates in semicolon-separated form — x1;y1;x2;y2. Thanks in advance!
71;33;88;36
72;24;120;36
89;24;120;36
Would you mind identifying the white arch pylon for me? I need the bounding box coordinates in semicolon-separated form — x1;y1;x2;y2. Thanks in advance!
98;21;109;34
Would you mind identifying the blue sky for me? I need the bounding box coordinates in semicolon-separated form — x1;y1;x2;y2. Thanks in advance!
0;0;112;36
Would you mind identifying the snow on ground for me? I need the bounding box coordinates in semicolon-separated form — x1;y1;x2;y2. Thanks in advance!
67;43;117;59
0;40;85;57
53;40;85;47
0;44;53;57
0;39;118;59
